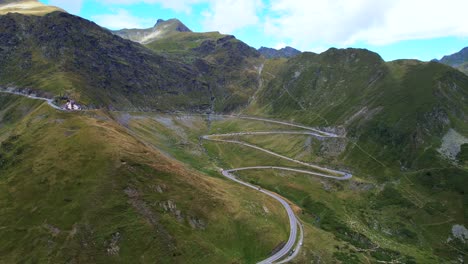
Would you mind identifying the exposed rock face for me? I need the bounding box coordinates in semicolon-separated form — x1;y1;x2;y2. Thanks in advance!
258;46;301;59
438;129;468;162
160;200;184;222
106;232;121;256
451;225;468;243
188;216;206;230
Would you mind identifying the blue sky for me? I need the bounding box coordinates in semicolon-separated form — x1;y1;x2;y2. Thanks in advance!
41;0;468;61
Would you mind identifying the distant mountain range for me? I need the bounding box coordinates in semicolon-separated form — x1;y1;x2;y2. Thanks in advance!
437;47;468;75
114;19;302;59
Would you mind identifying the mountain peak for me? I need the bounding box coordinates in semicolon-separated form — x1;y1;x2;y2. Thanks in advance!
153;18;191;32
113;18;191;44
155;18;165;26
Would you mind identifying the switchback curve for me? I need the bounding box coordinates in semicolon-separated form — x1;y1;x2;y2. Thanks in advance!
203;115;352;263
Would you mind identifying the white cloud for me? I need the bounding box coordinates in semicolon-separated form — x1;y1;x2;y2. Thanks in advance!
49;0;83;14
273;42;287;49
92;9;152;29
96;0;264;33
97;0;205;13
60;0;468;51
201;0;263;33
264;0;468;50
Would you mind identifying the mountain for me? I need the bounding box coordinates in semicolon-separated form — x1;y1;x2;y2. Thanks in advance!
245;48;468;262
438;47;468;75
258;46;301;59
113;18;192;44
1;3;468;263
0;12;214;111
249;48;468;170
116;23;262;112
0;0;63;15
0;12;262;112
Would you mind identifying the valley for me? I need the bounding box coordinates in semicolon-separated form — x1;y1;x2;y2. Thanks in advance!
0;1;467;263
1;82;467;263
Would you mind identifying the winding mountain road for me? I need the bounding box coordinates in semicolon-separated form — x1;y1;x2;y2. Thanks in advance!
1;90;353;263
0;89;64;110
203;116;352;263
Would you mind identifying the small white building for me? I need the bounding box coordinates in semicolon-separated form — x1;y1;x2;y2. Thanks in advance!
65;100;81;111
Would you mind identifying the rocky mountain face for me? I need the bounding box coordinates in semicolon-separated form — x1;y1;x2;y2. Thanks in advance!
437;47;468;75
0;12;263;112
113;18;192;44
258;46;301;59
0;12;214;111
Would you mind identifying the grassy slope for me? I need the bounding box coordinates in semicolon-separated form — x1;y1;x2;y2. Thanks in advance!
0;0;64;16
145;31;226;57
248;50;468;169
0;94;291;263
1;11;265;113
0;12;212;111
144;32;263;113
200;116;467;263
110;112;467;262
248;51;467;262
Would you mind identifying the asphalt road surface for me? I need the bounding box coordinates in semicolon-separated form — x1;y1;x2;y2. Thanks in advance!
3;90;352;263
203;116;352;263
0;89;64;110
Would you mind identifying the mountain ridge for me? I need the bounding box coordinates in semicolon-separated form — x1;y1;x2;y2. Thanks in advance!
0;4;467;263
437;47;468;75
113;18;191;44
258;46;301;59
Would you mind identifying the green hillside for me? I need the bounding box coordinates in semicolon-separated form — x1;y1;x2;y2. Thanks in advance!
0;12;212;111
0;11;264;113
1;3;467;263
143;30;262;113
248;49;468;170
0;0;63;16
0;94;292;263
